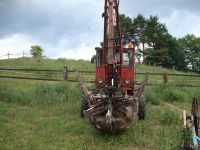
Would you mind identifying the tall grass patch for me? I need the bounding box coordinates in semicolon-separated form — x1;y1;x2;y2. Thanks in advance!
162;85;185;102
145;86;162;105
145;84;193;103
0;84;31;104
160;108;181;126
34;82;81;106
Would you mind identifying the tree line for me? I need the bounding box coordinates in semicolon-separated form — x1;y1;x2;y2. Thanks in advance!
119;14;200;73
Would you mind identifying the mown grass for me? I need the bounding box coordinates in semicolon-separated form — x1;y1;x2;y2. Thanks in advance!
0;58;199;150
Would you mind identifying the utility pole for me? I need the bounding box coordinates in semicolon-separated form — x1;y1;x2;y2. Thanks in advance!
7;52;9;60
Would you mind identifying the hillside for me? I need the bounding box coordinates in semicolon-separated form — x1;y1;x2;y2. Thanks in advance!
0;57;199;86
0;58;199;150
0;57;198;73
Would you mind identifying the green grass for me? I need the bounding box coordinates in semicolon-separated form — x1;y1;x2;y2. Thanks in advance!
0;58;199;149
1;58;199;86
0;58;94;70
135;64;200;86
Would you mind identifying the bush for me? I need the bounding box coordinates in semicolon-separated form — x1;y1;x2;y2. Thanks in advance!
145;88;161;105
143;84;189;105
162;86;185;102
0;84;30;104
34;82;81;106
160;109;181;126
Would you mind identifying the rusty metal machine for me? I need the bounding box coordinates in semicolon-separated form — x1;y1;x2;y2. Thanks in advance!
76;0;148;133
182;98;200;149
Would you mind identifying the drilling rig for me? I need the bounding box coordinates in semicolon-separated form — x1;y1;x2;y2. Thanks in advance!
76;0;148;133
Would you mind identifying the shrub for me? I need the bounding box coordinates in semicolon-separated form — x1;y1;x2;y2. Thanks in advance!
162;87;185;102
160;109;181;126
147;84;188;104
145;88;161;105
0;84;30;104
34;82;81;106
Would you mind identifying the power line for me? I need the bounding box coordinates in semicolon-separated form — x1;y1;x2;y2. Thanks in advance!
0;51;49;60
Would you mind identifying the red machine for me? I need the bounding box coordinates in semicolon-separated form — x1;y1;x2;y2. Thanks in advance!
95;0;135;94
77;0;148;133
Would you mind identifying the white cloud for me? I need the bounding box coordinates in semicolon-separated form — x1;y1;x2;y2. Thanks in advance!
0;34;35;59
0;33;97;60
54;43;95;60
0;0;200;61
160;10;200;37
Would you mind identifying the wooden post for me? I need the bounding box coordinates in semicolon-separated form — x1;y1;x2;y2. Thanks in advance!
133;72;148;99
183;110;186;128
163;73;168;86
63;67;68;81
75;72;91;104
23;51;25;58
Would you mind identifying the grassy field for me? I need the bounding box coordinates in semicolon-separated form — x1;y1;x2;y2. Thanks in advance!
0;58;200;150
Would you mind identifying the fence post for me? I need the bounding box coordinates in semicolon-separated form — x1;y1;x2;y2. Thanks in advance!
23;51;25;58
163;73;168;86
63;67;68;81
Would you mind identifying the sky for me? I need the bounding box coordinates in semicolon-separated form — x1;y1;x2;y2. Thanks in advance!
0;0;200;60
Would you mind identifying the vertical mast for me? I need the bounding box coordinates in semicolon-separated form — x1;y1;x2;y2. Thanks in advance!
105;0;117;65
104;0;122;86
103;0;107;65
107;0;115;64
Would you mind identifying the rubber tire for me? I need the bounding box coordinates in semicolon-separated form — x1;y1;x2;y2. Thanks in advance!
80;97;89;117
138;93;146;120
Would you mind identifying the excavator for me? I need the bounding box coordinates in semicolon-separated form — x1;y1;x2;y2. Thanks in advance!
76;0;148;133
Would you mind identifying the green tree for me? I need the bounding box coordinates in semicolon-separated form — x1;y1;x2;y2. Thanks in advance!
178;34;200;72
166;35;187;70
144;33;187;69
30;45;43;58
133;14;147;62
144;15;168;49
133;14;146;43
141;16;172;67
145;48;172;67
118;14;136;45
117;13;191;71
91;55;96;64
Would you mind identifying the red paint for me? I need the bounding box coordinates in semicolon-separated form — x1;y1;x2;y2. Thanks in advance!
95;0;135;93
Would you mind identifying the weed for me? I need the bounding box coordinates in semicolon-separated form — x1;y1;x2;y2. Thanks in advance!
163;86;185;102
145;87;161;105
160;108;181;126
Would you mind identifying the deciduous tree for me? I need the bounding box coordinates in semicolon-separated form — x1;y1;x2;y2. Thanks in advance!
30;45;43;58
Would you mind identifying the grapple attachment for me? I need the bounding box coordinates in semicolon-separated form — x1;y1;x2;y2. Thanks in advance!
76;72;148;133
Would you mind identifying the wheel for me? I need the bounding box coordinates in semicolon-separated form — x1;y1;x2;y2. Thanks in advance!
138;93;146;120
80;97;89;117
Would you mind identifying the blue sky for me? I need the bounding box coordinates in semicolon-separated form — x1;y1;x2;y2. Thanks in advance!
0;0;200;60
